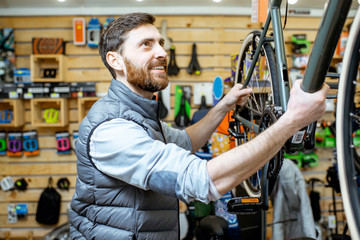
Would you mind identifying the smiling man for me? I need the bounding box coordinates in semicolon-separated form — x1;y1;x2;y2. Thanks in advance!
69;12;328;240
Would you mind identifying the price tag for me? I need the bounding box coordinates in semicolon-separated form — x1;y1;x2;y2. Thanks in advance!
291;130;305;144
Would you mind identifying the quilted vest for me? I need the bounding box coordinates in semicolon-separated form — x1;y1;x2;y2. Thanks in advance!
69;79;179;240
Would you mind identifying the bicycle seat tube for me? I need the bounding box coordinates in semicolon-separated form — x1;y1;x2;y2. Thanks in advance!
271;0;291;112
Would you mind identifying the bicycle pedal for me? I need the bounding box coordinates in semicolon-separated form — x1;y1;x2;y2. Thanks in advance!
227;197;262;215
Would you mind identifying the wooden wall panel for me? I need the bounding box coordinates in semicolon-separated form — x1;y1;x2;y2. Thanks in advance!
0;14;346;239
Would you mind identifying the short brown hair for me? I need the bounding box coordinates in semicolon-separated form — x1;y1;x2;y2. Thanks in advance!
99;12;156;79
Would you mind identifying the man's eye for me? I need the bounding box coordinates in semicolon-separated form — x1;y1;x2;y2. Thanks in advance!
142;42;151;47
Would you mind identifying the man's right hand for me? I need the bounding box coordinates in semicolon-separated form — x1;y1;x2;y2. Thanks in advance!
283;79;329;132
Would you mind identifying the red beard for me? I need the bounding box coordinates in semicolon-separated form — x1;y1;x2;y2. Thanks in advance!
124;58;169;93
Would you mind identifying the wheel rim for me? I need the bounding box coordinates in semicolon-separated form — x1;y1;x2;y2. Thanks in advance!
234;33;278;197
336;8;360;239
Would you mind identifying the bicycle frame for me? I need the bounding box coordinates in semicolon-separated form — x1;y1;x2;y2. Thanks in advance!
302;0;352;92
241;0;289;114
240;0;352;133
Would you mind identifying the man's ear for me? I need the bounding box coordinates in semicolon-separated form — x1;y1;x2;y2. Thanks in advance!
106;51;125;72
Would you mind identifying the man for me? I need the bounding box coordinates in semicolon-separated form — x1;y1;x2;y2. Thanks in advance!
69;12;329;239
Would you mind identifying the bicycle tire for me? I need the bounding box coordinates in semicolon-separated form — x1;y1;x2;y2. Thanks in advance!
233;30;282;198
336;7;360;240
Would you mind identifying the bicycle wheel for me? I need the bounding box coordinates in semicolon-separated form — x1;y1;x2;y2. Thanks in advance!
336;8;360;240
233;30;282;197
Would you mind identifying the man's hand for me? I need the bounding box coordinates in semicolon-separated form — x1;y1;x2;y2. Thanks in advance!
283;79;329;131
219;84;253;112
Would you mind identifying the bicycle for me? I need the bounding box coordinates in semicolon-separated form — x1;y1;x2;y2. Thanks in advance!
336;3;360;240
227;0;359;238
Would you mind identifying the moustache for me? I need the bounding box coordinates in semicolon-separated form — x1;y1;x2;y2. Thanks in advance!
148;60;168;72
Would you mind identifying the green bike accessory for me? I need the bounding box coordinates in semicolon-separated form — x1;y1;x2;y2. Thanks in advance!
174;86;191;127
353;129;360;146
175;94;190;128
43;108;59;123
291;34;311;54
284;152;302;168
285;150;319;168
353;136;360;147
302;151;319;168
324;137;336;148
0;132;6;155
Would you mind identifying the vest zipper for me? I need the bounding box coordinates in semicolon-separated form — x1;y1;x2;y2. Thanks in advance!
157;100;180;239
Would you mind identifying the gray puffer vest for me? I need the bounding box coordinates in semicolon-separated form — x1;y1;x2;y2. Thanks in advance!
69;79;179;240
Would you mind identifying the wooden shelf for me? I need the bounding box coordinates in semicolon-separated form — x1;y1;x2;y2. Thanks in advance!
30;54;66;82
30;98;68;127
77;97;100;123
0;99;25;128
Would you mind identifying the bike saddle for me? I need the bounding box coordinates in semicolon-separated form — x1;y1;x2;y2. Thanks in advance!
187;43;201;75
168;46;180;76
157;91;168;119
175;95;190;127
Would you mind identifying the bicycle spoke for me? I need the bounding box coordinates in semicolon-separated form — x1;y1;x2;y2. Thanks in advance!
350;112;360;121
243;105;262;117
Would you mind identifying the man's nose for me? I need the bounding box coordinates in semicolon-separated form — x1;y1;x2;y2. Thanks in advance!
155;44;167;59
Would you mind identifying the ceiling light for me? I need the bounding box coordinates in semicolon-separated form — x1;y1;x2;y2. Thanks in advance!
57;0;66;2
288;0;298;4
213;0;222;2
136;0;143;2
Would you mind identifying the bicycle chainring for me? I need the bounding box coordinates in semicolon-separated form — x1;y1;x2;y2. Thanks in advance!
259;107;284;185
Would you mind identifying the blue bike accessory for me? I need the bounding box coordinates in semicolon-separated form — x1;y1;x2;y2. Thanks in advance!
213;76;223;106
72;131;79;150
56;132;71;154
23;131;39;156
7;132;22;156
87;18;101;48
0;110;13;124
23;138;38;152
16;204;28;219
103;17;114;29
43;108;59;123
0;132;6;155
